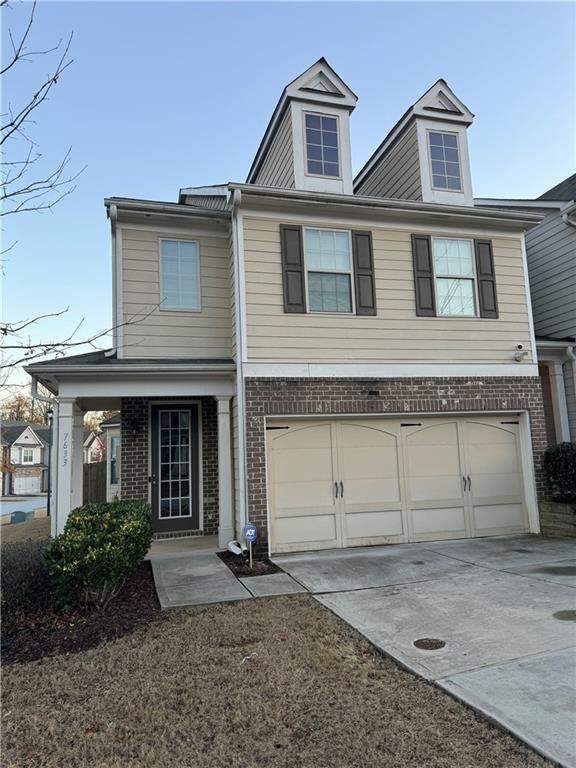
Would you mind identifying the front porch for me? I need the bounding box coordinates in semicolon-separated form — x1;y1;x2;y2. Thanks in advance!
26;351;237;547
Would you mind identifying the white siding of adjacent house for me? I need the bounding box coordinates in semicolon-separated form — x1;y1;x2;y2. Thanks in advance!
253;109;295;189
242;216;533;364
526;210;576;339
120;226;233;359
355;123;422;201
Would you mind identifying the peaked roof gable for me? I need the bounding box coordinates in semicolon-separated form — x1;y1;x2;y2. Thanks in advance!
3;424;45;447
247;57;357;183
412;79;474;124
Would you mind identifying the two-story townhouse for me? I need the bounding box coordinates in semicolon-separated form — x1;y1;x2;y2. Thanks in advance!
27;59;546;554
0;421;50;496
477;174;576;446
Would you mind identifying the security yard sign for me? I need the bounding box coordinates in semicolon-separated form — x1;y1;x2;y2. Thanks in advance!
243;523;258;568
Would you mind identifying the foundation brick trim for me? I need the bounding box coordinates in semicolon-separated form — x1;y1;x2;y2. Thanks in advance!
120;397;219;535
244;376;547;552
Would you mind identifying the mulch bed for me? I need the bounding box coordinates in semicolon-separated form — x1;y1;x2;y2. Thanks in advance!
217;549;282;577
2;562;160;665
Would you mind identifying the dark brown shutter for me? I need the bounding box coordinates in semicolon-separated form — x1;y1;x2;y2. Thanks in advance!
352;231;376;316
474;239;499;318
411;235;436;316
280;225;306;313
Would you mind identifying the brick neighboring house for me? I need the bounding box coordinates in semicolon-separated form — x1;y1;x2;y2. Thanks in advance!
27;58;549;553
1;422;50;496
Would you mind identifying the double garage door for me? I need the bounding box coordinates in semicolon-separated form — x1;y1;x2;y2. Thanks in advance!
267;415;529;554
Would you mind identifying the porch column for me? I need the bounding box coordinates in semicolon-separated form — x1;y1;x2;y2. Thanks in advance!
55;398;75;535
217;396;234;547
549;362;571;442
71;404;85;510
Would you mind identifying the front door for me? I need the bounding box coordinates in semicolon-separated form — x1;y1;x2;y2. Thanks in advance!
150;404;200;534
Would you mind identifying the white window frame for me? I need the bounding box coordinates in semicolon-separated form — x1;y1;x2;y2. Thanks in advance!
427;129;463;193
431;237;479;318
159;238;202;313
21;447;34;464
303;227;355;315
303;111;342;181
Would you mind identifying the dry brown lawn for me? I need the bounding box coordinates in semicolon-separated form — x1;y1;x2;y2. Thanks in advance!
2;594;551;768
1;516;50;544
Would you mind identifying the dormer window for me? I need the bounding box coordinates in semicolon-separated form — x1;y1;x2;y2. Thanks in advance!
305;113;340;178
428;131;462;191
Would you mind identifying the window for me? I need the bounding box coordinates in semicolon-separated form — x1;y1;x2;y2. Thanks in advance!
432;238;477;316
305;113;340;177
304;228;353;313
160;239;200;311
22;448;34;464
428;131;462;191
110;436;120;485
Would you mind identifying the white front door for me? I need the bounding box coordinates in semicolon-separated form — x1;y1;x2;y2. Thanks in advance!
267;415;529;554
13;475;41;495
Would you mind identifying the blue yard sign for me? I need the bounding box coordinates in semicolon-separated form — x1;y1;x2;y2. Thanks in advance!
243;523;257;543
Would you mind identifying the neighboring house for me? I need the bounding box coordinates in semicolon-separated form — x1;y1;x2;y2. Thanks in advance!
83;431;107;464
100;413;121;501
0;421;50;496
28;59;548;554
477;174;576;445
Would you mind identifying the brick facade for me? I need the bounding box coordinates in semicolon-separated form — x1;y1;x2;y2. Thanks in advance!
244;376;547;552
120;397;219;536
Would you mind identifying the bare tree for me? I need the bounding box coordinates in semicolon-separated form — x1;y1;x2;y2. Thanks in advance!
0;2;153;383
0;389;52;423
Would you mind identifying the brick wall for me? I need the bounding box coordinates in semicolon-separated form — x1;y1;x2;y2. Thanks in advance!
120;397;219;535
244;376;547;551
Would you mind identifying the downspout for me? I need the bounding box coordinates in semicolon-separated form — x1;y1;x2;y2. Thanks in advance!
108;203;119;355
567;347;576;439
231;188;248;538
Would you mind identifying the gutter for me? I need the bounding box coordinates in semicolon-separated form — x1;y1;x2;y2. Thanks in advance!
228;183;543;228
25;363;236;376
104;198;231;219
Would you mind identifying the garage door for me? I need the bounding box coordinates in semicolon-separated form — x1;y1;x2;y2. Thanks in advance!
13;475;41;495
266;416;528;554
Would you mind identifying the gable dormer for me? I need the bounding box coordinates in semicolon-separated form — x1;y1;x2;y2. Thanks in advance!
247;58;357;194
355;80;475;206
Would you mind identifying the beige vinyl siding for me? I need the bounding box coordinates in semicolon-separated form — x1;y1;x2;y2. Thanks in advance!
243;216;532;363
254;109;295;189
229;228;238;361
121;227;233;359
355;123;422;200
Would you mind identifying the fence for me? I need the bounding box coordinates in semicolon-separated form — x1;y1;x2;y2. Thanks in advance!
83;462;106;504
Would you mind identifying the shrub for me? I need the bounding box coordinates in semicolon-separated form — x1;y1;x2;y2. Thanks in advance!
1;539;53;628
542;442;576;502
44;501;153;608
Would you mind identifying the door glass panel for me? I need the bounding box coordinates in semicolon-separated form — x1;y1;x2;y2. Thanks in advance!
159;409;192;519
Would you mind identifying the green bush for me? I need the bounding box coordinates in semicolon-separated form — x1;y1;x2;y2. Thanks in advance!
44;501;153;608
543;442;576;502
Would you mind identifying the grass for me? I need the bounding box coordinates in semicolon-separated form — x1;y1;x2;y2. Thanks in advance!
3;595;551;768
1;516;50;544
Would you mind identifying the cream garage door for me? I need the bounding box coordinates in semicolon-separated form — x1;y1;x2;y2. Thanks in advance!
267;416;528;554
13;475;41;494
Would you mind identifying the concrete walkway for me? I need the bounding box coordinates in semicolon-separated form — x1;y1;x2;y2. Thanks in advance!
150;545;304;608
275;535;576;768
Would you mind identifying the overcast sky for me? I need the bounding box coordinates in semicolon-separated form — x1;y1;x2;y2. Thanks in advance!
2;1;575;390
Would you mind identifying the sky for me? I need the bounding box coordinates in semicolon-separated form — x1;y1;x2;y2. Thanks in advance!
2;0;575;390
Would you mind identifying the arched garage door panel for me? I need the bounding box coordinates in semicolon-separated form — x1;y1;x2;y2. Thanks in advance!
266;416;529;554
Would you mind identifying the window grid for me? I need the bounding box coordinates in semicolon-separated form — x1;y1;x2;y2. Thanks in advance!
110;436;120;485
22;448;34;464
432;238;477;317
158;410;192;519
304;228;353;314
160;239;200;311
305;113;340;177
428;131;462;191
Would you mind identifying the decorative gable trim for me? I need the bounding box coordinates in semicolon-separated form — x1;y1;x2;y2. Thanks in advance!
12;426;44;447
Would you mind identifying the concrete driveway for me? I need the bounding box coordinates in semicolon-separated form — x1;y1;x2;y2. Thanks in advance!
274;535;576;768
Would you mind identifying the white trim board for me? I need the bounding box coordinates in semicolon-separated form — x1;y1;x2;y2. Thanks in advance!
243;363;539;378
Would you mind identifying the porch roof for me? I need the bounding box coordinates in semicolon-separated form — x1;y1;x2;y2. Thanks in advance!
25;350;236;408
